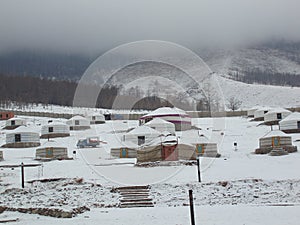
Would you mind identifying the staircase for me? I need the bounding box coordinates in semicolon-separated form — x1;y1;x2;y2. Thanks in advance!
115;185;154;208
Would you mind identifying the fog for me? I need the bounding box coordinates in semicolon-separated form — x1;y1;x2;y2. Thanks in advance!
1;0;300;53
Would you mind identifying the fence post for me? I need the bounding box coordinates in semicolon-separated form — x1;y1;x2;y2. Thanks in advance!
21;162;25;188
189;190;196;225
197;157;201;182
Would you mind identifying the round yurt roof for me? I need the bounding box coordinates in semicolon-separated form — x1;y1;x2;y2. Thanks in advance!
264;108;291;115
279;112;300;123
145;118;174;126
127;125;161;136
69;115;87;121
262;130;289;138
112;140;139;149
7;117;25;121
38;140;66;149
7;125;39;134
140;107;189;119
180;130;209;144
43;122;67;127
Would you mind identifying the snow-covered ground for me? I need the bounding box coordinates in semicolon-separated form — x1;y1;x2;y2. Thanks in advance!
0;116;300;224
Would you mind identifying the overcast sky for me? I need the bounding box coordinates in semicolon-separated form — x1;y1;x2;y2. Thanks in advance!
1;0;300;54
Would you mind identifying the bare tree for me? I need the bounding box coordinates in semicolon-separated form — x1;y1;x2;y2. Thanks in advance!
226;97;242;111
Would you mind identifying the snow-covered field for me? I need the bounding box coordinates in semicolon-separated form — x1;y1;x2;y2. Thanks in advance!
0;116;300;224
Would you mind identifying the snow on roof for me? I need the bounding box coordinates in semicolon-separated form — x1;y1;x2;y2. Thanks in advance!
279;112;300;122
8;117;25;121
255;106;272;112
180;130;210;144
141;107;188;118
127;125;161;135
43;122;67;127
264;108;291;115
111;141;139;149
262;130;289;138
38;140;67;148
7;125;39;134
145;118;174;125
69;115;87;120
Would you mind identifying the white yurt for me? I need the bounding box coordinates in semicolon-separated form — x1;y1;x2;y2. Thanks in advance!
123;125;161;146
3;126;40;148
86;113;105;124
247;106;259;117
253;107;272;121
36;141;68;160
40;122;70;139
263;108;291;125
279;112;300;133
0;151;3;160
110;141;138;158
139;107;191;131
180;130;219;158
4;117;26;130
66;115;90;130
255;130;297;155
144;118;176;134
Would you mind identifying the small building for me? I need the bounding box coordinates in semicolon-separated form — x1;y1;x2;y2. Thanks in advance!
2;126;40;148
144;118;175;134
263;108;291;125
139;107;192;131
279;112;300;133
110;141;138;158
255;130;297;155
0;151;3;160
253;107;272;121
40;122;70;139
4;117;26;130
247;107;259;118
86;113;105;124
66;115;90;130
137;131;219;163
36;141;68;160
0;112;14;120
123;126;161;146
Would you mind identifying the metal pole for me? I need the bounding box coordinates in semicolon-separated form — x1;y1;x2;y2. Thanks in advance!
21;162;24;188
189;190;196;225
197;157;201;182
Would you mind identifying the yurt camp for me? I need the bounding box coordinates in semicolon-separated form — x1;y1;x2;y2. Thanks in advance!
247;107;259;118
144;118;176;134
139;107;192;131
4;117;26;130
123;126;161;146
2;126;40;148
253;107;272;121
36;141;69;160
0;112;14;120
279;112;300;133
110;141;138;158
0;151;3;161
40;122;70;139
255;130;297;155
66;115;90;130
86;113;105;124
263;108;291;125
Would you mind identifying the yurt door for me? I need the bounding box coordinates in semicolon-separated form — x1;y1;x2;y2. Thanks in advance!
120;148;128;158
298;121;300;129
196;144;205;155
162;146;178;161
272;137;280;147
46;148;53;158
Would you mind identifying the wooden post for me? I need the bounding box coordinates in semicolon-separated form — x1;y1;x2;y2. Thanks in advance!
197;157;201;182
21;162;24;188
189;190;196;225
